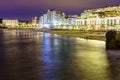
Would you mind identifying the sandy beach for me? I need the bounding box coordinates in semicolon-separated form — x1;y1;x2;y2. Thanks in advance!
34;29;106;41
0;28;106;41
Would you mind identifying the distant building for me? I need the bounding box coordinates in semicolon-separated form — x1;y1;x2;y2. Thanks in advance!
18;20;29;28
31;17;41;28
0;18;41;28
76;5;120;30
66;15;78;29
40;9;66;29
0;19;19;28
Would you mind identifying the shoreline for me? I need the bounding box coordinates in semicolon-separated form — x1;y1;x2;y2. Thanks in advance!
34;29;106;41
0;28;106;41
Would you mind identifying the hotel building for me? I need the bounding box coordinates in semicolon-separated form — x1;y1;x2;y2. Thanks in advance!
40;9;66;29
0;19;19;28
76;5;120;30
31;17;41;28
0;18;40;28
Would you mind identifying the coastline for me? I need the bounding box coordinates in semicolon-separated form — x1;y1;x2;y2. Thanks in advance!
34;29;106;41
0;28;106;41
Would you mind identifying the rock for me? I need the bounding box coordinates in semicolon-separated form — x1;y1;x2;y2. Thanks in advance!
106;30;120;49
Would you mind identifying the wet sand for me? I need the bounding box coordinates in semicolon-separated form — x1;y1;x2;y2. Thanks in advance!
35;29;106;41
1;28;106;41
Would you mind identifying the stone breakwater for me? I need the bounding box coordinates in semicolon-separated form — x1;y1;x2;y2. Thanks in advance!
106;30;120;49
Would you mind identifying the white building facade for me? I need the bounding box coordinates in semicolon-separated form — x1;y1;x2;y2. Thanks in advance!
1;19;19;28
76;5;120;30
31;17;41;28
40;9;66;29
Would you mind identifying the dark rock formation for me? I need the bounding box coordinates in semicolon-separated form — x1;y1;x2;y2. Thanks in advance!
106;30;120;49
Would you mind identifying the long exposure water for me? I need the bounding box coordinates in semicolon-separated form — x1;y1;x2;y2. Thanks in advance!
0;29;120;80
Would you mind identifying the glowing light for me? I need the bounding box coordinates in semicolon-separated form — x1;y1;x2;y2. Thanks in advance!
74;38;112;80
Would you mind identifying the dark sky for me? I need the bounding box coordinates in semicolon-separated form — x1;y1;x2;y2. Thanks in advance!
0;0;120;20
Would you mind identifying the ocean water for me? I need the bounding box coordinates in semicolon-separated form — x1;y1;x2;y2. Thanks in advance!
0;29;119;80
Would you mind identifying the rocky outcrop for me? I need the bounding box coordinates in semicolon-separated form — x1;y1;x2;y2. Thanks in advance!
106;30;120;49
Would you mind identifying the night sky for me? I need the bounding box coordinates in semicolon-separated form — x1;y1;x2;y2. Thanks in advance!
0;0;120;20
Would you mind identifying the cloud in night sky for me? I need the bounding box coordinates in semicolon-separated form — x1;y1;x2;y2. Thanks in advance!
0;0;120;20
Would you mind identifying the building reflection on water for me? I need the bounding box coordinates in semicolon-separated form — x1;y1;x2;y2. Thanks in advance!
3;29;44;39
0;29;116;80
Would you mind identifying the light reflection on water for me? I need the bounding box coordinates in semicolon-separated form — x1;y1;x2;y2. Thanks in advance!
0;29;117;80
73;39;112;80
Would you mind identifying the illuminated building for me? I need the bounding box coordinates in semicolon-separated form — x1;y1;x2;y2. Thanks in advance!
0;18;41;28
66;15;78;29
31;17;41;28
76;5;120;30
0;19;19;28
18;20;29;28
40;9;66;29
